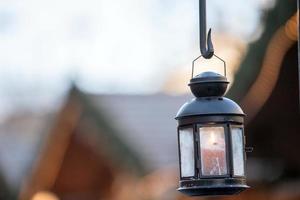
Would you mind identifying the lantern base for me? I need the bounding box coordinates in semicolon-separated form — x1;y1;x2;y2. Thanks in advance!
178;178;249;196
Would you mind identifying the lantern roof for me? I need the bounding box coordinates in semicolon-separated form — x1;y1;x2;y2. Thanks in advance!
175;97;244;119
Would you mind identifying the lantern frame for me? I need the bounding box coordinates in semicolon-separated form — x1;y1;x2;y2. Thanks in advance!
175;71;249;196
178;122;247;178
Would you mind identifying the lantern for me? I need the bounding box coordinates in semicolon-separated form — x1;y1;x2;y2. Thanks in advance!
175;62;249;196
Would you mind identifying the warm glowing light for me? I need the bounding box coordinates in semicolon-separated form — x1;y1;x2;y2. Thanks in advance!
209;132;217;146
31;191;59;200
285;11;299;41
241;11;298;122
201;129;225;150
200;127;227;176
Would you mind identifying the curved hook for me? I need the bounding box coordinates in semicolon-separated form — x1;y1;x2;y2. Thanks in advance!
199;0;214;59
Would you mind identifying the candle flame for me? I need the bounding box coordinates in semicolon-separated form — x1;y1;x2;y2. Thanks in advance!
209;132;218;146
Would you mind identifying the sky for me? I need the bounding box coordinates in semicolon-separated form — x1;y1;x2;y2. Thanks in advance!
0;0;275;113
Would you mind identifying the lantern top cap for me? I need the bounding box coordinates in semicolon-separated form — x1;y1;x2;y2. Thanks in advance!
189;71;229;97
190;71;227;83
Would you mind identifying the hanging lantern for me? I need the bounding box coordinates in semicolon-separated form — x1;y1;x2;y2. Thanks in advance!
175;57;249;196
175;0;250;195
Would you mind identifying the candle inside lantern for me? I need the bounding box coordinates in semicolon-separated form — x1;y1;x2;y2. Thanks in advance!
200;127;227;176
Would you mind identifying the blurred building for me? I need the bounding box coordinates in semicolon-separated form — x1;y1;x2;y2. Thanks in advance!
15;88;190;200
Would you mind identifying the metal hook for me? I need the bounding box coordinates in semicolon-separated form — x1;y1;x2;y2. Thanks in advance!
199;0;214;59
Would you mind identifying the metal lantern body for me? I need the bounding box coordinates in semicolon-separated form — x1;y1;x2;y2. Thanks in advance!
176;71;249;196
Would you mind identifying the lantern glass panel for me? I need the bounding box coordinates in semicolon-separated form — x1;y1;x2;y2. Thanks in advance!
199;127;227;176
179;128;195;177
231;127;245;176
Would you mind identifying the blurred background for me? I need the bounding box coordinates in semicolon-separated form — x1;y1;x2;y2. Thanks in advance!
0;0;298;199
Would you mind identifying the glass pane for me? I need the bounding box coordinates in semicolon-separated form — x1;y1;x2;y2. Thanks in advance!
231;127;245;176
200;127;227;176
179;128;195;177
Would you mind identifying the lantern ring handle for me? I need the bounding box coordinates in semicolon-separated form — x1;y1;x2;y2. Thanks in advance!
191;54;227;79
